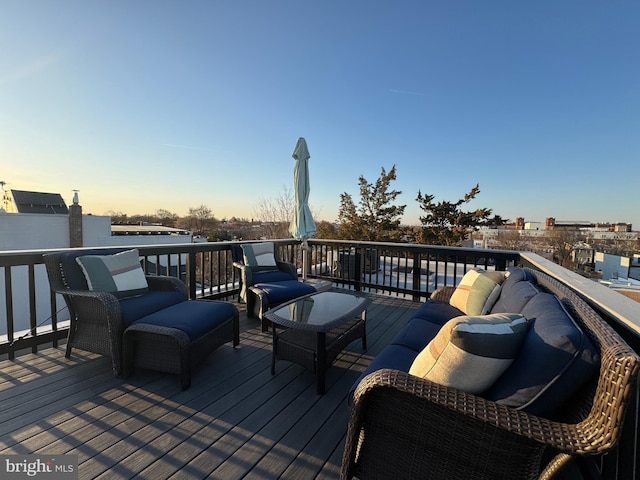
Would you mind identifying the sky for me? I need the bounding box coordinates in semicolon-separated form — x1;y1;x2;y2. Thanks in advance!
1;1;639;228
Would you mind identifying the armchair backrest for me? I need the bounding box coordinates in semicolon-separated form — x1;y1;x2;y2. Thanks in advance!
45;248;130;292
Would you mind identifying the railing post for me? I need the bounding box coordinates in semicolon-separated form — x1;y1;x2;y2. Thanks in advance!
412;252;422;302
188;251;197;300
354;248;362;292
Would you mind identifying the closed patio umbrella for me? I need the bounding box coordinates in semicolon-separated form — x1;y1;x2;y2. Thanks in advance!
289;137;316;280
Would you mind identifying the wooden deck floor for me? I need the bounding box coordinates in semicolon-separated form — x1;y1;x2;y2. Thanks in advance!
0;290;419;480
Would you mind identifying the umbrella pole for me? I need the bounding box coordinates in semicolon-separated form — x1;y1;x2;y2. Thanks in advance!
302;239;309;281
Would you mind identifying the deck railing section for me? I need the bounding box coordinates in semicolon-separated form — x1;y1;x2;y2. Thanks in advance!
1;240;638;480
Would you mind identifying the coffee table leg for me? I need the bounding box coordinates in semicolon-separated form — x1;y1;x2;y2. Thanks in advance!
271;325;277;375
316;332;326;394
361;310;367;350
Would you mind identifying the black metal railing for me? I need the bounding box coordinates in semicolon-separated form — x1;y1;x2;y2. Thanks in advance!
1;239;638;480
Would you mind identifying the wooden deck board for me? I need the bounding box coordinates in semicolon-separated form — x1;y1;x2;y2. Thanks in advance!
0;290;418;479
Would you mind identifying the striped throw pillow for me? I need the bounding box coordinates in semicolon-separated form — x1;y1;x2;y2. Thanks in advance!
449;269;507;315
242;242;278;272
76;249;148;298
409;313;530;394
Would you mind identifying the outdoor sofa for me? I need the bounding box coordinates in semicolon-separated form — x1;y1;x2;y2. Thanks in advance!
44;248;239;389
342;267;639;479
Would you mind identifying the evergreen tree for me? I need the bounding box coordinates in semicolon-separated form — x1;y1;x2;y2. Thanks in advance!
416;183;500;246
337;165;406;241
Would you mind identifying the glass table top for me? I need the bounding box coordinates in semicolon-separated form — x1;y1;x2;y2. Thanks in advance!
265;291;370;332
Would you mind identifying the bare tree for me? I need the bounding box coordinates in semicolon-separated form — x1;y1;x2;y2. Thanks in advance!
253;186;295;239
495;229;526;251
184;204;216;237
156;209;179;227
546;228;584;268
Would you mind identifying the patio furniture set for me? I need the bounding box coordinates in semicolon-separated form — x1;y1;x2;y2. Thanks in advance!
44;242;361;391
44;243;639;478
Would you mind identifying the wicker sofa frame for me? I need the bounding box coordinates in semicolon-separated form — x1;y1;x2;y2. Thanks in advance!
44;250;239;389
341;268;639;480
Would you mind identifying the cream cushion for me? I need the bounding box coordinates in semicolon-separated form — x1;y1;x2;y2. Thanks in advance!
449;269;507;315
409;313;530;394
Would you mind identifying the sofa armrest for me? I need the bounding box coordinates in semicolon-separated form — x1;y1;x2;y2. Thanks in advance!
341;368;598;480
429;285;456;302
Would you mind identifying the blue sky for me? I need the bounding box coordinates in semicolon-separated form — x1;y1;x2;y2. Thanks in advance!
2;1;639;228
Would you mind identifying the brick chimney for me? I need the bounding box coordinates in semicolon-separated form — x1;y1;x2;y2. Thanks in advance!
69;191;83;247
515;217;524;230
545;217;555;230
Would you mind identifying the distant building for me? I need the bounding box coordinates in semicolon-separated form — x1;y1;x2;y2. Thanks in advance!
0;189;193;337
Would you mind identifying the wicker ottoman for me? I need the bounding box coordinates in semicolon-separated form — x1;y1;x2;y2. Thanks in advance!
123;299;239;389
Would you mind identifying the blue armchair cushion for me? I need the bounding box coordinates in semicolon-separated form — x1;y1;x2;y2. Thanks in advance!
253;270;296;284
486;292;600;416
242;242;279;273
254;280;316;305
132;300;238;342
120;290;187;327
76;249;148;299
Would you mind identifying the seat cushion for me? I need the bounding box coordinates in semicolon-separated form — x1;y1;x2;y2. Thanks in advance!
120;290;187;327
252;270;296;283
449;269;507;315
486;292;600;416
132;300;237;342
349;344;419;404
253;280;316;305
409;313;531;394
390;317;442;352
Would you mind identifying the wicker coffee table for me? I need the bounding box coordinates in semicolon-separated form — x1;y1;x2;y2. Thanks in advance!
265;291;370;394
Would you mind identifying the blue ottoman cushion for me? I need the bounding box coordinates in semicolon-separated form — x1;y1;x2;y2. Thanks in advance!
132;300;237;342
120;290;186;327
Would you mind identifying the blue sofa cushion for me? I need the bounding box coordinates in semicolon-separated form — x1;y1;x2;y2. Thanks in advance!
486;292;600;416
254;280;316;305
412;300;465;327
120;290;187;327
490;267;539;314
132;300;237;341
390;317;442;352
349;344;419;404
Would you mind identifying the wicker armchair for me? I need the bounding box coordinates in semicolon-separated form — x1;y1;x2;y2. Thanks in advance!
231;242;315;330
341;268;639;480
44;248;189;376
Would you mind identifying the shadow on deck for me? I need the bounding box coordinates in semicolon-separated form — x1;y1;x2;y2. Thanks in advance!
0;290;419;479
